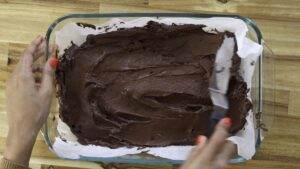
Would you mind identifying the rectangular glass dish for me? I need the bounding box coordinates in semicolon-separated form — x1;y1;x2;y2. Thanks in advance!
42;13;275;164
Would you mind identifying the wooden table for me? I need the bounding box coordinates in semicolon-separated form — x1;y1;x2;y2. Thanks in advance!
0;0;299;168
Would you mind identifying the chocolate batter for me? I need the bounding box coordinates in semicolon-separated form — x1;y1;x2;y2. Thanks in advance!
56;21;250;148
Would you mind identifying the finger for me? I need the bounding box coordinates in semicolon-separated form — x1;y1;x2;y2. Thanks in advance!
25;35;43;56
33;38;46;61
50;44;58;56
191;135;207;157
189;135;207;158
196;135;207;150
201;118;232;160
44;43;57;58
215;141;237;168
181;135;207;169
20;35;44;73
39;57;58;101
35;41;57;61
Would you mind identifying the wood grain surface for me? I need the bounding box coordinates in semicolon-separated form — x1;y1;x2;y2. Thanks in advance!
0;0;299;169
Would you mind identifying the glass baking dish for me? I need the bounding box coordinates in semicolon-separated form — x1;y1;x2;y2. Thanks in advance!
42;13;275;164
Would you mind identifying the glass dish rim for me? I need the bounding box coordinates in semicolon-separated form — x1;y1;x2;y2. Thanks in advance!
43;12;263;164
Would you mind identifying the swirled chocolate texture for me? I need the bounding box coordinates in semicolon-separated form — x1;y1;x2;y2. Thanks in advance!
56;21;250;148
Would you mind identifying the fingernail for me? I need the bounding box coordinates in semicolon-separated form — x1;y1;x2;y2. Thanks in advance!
195;135;206;145
220;117;232;127
49;58;59;69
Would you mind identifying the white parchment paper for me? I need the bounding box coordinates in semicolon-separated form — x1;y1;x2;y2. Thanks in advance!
52;17;263;161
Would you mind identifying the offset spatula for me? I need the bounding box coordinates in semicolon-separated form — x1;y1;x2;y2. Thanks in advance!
208;71;229;135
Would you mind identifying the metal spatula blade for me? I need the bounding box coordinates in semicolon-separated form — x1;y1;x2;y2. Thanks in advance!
209;88;229;110
208;71;229;134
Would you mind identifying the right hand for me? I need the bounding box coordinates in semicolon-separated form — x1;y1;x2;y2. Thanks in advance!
181;118;235;169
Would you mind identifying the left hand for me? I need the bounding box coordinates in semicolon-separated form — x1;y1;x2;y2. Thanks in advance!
4;35;58;166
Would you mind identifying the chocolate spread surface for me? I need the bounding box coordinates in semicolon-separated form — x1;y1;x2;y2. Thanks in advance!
57;21;250;148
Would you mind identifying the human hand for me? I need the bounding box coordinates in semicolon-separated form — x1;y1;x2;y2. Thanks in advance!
181;118;236;169
4;35;58;166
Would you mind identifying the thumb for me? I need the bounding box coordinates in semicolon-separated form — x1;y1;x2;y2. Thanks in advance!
39;57;58;101
200;118;231;161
